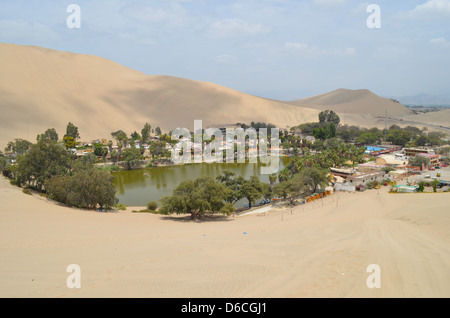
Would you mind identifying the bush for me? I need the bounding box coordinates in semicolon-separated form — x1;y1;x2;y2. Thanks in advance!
116;203;127;210
366;180;379;189
98;165;120;172
146;201;158;211
132;209;159;214
9;179;17;186
22;188;32;195
45;162;118;210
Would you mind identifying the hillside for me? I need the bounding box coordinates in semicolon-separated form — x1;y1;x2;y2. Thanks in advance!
0;43;320;147
286;88;412;117
2;43;444;149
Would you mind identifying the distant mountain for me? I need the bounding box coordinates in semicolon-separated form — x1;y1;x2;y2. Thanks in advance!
286;88;412;117
393;94;450;106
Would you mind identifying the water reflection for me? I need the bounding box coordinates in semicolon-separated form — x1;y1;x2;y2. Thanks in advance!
112;157;290;207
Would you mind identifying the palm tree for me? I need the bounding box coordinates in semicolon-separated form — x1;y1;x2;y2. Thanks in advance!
269;173;277;189
117;140;123;163
278;168;291;183
107;140;113;155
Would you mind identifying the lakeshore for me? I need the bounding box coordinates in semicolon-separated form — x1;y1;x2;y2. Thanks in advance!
1;175;449;298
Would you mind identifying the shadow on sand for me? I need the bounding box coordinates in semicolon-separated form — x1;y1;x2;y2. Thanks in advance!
160;214;235;223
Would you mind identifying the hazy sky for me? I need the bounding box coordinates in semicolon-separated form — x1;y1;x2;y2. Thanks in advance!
1;0;449;101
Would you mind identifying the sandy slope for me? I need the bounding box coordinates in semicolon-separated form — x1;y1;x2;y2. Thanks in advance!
403;109;450;127
1;175;449;298
0;43;320;147
287;88;412;117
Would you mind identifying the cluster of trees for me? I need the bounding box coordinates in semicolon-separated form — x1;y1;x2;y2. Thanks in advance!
238;121;276;131
408;155;430;168
159;176;236;220
272;167;329;205
290;110;340;141
280;139;365;180
109;123;168;168
271;139;364;205
337;124;447;147
417;179;440;193
439;147;450;164
160;172;275;219
45;161;117;210
1;128;119;211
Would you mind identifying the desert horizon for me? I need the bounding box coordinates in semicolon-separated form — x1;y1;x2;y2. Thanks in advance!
1;43;449;149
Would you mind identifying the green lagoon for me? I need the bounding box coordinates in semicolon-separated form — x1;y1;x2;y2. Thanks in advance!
113;157;291;207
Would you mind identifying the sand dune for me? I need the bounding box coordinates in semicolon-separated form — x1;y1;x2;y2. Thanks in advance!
1;175;449;298
402;109;450;128
0;43;320;147
1;43;445;149
287;88;412;117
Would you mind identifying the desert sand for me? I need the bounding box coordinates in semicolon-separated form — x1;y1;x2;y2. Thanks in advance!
0;43;320;147
286;88;412;117
3;43;448;150
1;175;449;298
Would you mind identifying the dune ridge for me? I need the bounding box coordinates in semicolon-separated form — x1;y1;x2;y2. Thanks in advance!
1;43;448;148
0;43;320;147
286;88;412;117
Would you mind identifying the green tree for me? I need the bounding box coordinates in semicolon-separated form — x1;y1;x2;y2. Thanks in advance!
409;155;430;168
131;131;141;141
386;130;410;147
5;139;32;155
278;167;292;183
65;122;80;140
121;147;144;170
216;171;244;205
146;201;158;211
63;136;76;149
81;153;97;165
46;161;118;210
417;181;425;193
261;183;273;202
298;167;329;194
269;173;277;189
427;132;444;146
415;135;428;147
160;177;230;220
16;139;71;191
93;143;104;157
240;176;263;209
44;175;70;203
111;130;128;160
110;150;119;165
432;179;438;193
37;128;59;142
273;174;307;205
312;126;328;141
319;110;340;125
155;126;162;136
355;132;379;145
141;123;152;146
